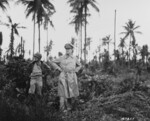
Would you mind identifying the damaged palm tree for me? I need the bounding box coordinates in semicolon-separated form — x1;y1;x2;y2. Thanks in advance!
1;16;26;59
0;16;26;59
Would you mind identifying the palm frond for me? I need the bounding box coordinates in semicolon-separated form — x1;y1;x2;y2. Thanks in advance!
17;26;26;29
0;22;10;27
135;31;142;34
14;28;19;36
88;0;99;12
123;32;130;40
133;25;140;30
7;16;12;24
0;0;9;11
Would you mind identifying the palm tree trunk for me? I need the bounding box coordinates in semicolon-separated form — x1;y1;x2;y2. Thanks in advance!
108;43;109;55
33;16;36;56
84;5;87;63
46;26;49;61
128;35;131;67
38;22;41;53
23;40;25;57
122;47;124;66
89;44;90;61
114;10;116;60
10;28;14;58
21;36;23;55
80;23;82;61
0;46;2;61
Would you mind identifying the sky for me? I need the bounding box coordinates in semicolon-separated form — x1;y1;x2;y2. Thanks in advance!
0;0;150;60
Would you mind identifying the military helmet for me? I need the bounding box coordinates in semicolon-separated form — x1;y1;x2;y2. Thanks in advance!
34;52;42;59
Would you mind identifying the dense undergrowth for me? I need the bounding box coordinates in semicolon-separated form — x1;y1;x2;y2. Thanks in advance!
0;58;150;121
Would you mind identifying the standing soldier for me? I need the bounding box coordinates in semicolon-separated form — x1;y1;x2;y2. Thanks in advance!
49;43;81;112
27;52;51;96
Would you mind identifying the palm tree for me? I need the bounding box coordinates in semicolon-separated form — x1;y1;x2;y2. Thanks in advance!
15;43;21;56
118;37;126;58
44;40;53;61
68;0;84;61
16;0;55;53
102;35;112;55
118;38;127;65
16;0;38;55
43;11;54;55
86;37;92;61
36;0;55;53
0;32;2;61
121;19;142;63
0;0;9;11
140;45;149;64
0;0;9;60
68;0;99;63
131;40;139;64
15;36;25;57
0;16;26;58
82;0;99;63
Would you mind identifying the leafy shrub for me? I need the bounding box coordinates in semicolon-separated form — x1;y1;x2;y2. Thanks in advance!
1;58;150;121
5;58;30;89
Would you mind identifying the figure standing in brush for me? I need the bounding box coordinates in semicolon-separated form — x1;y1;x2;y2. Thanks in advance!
49;43;81;112
28;52;51;96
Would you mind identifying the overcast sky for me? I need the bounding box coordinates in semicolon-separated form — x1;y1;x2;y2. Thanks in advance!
0;0;150;60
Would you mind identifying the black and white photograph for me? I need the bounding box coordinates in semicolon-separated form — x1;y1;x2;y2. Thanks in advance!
0;0;150;121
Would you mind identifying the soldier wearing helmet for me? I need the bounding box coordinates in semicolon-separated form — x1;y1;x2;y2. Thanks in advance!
27;52;51;96
33;52;42;60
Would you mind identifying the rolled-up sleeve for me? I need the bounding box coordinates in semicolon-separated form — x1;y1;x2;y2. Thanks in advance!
48;58;62;71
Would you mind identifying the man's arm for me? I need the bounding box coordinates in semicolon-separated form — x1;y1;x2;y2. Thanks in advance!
42;61;51;70
48;58;62;71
